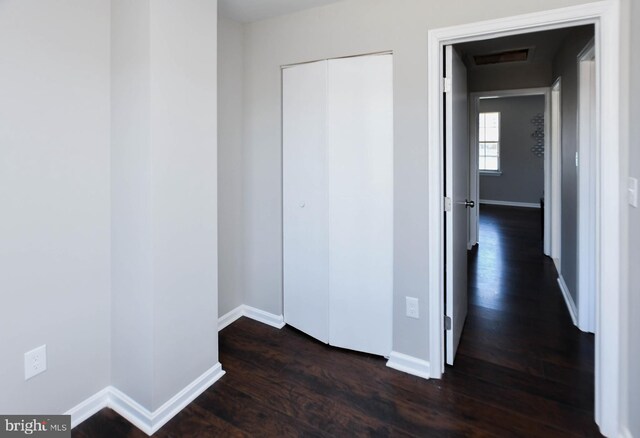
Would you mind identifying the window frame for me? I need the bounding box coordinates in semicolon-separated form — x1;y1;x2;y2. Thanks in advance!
478;111;502;175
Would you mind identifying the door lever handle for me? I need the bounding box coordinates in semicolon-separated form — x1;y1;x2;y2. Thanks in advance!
465;200;475;208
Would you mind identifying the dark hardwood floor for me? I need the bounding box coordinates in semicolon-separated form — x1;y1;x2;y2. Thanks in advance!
74;205;600;437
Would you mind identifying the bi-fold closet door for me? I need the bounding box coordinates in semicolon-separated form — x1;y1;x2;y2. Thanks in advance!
283;54;393;357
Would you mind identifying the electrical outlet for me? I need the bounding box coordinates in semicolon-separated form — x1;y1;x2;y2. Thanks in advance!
406;297;419;319
24;345;47;380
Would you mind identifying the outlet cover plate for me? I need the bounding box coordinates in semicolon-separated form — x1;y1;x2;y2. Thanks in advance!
406;297;419;319
24;345;47;380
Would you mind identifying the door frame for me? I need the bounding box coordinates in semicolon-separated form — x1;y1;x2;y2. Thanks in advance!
427;2;622;436
577;38;597;333
468;87;551;254
550;77;563;269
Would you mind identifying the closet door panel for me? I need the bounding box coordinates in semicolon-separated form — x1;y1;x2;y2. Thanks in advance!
327;54;393;356
282;61;330;343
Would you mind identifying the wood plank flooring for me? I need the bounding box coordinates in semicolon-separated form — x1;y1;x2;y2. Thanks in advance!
73;205;600;437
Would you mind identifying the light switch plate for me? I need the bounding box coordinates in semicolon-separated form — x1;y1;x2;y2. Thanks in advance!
629;177;638;208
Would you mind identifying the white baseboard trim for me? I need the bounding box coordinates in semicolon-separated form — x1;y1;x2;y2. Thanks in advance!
67;363;225;436
386;351;430;379
108;387;155;434
218;306;245;331
557;276;578;327
243;305;285;329
218;305;285;331
480;199;541;209
65;387;110;428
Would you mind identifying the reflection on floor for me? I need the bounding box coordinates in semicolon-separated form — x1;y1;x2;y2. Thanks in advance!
72;205;600;437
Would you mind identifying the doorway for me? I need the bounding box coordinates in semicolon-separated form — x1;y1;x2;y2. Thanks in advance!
427;2;622;436
468;88;551;253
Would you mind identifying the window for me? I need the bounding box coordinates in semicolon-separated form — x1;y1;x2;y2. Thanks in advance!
479;112;501;173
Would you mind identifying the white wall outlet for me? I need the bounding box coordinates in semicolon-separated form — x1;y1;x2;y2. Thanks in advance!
406;297;419;319
24;345;47;380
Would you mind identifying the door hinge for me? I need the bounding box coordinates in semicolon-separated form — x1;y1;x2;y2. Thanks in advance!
445;316;452;331
442;77;452;94
444;196;452;212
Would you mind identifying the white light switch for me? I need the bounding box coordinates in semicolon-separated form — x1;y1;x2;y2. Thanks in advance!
629;177;638;208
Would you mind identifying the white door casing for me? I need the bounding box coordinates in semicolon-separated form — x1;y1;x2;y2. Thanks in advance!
427;2;622;436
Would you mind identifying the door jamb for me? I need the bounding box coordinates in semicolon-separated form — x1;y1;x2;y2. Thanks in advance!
427;2;621;436
550;77;563;269
577;38;597;333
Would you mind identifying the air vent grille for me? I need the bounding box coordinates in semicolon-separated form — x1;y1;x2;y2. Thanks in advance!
474;49;529;65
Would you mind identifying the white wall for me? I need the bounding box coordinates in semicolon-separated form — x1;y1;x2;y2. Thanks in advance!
111;0;219;411
0;0;111;414
111;0;154;408
149;0;219;409
218;16;246;318
241;0;601;362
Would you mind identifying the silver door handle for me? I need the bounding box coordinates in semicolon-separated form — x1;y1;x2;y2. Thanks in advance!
465;200;475;208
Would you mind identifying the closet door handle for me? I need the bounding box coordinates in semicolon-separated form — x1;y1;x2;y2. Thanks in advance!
299;202;306;208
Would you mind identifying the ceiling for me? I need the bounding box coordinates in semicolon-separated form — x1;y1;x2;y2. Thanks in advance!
219;0;345;23
456;25;593;69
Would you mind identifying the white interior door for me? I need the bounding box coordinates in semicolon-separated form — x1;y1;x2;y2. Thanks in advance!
445;45;469;365
283;61;330;344
327;54;393;357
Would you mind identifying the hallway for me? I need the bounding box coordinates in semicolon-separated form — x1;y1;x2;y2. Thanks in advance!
461;205;595;387
72;206;600;437
457;205;598;433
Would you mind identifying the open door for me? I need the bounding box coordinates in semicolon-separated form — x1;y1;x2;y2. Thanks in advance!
444;45;470;365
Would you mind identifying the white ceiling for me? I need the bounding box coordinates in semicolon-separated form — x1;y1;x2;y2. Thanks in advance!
219;0;345;23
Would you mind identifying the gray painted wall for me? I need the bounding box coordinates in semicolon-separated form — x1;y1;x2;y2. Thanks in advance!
551;25;594;302
624;0;640;434
479;96;545;205
241;0;600;362
218;16;246;318
0;0;111;414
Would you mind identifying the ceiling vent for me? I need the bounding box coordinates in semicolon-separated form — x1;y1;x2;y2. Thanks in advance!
474;49;529;66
